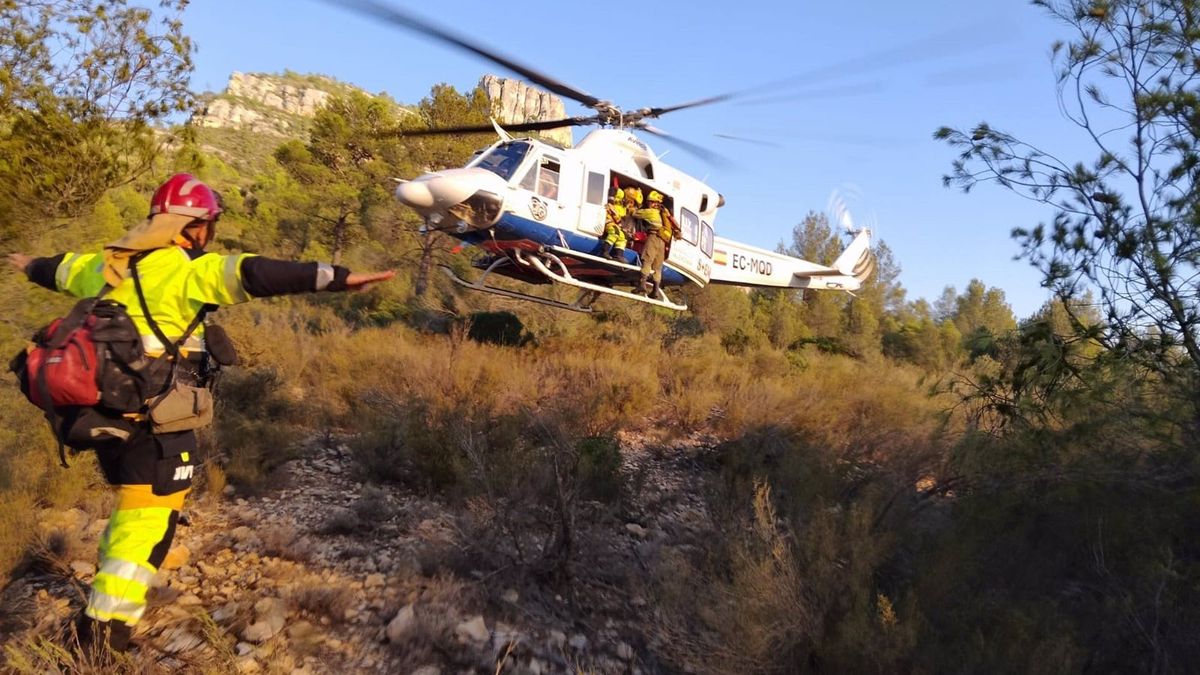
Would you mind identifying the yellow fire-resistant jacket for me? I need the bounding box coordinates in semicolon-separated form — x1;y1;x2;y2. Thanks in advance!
604;202;627;238
53;247;254;355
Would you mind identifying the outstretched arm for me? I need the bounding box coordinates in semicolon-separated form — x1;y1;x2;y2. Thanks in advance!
8;252;72;292
6;253;31;273
236;257;393;298
344;270;396;291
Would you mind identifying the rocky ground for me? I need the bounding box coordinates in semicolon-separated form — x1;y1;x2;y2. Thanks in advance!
0;432;721;674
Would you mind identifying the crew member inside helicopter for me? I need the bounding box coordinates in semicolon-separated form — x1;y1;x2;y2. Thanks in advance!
621;186;644;256
599;188;627;260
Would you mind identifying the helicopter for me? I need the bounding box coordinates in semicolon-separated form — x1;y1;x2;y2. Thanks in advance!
329;0;875;313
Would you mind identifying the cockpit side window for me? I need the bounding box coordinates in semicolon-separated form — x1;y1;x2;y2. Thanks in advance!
519;164;537;191
585;172;605;205
475;142;531;181
537;158;561;200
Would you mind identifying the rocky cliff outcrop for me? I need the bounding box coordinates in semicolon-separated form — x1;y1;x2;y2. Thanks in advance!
481;75;571;146
227;72;331;117
193;71;572;146
193;72;344;137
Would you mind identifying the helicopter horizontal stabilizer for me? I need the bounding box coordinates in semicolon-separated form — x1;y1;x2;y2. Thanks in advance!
707;229;872;292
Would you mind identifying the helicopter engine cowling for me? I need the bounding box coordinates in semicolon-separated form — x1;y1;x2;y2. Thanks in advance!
395;168;506;231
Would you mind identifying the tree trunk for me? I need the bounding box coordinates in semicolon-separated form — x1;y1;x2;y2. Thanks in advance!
415;229;434;297
332;216;347;266
544;447;576;585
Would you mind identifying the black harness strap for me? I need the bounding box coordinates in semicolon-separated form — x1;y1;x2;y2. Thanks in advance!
130;253;214;349
130;254;210;361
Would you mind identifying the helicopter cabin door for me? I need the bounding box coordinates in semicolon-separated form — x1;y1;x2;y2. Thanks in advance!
577;169;606;237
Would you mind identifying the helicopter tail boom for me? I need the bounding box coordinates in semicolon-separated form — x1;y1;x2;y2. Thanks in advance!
708;230;873;291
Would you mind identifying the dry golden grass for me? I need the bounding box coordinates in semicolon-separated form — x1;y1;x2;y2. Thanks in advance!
259;523;315;563
0;492;37;582
2;625;180;675
201;461;226;499
287;578;353;623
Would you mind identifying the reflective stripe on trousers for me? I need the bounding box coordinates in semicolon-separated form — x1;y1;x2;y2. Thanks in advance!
85;485;186;626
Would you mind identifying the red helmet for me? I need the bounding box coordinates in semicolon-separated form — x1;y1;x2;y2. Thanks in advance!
148;173;222;221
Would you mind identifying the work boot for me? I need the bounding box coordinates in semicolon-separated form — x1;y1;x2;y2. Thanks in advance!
78;614;132;652
598;242;613;259
631;276;650;296
610;247;626;262
73;614;133;664
647;281;661;299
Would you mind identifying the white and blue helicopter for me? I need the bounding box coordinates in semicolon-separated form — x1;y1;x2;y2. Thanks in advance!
334;0;875;312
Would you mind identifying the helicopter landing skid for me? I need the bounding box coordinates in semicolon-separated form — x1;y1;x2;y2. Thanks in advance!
545;245;640;271
439;262;595;313
515;249;688;312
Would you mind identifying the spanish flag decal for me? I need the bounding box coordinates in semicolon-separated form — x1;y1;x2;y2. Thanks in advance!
714;249;728;266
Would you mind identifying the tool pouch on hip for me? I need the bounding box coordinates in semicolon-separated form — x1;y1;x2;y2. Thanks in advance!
147;382;213;433
203;323;239;366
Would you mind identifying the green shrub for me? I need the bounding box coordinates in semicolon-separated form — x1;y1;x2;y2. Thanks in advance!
721;328;752;355
466;310;528;346
575;436;623;503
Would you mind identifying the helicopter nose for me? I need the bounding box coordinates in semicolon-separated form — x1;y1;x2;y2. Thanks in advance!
395;180;435;208
394;168;506;230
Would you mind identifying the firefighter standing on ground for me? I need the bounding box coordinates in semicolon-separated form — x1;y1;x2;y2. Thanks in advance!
6;173;395;653
633;190;679;297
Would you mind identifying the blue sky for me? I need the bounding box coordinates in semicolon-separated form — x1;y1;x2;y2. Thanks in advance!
182;1;1095;319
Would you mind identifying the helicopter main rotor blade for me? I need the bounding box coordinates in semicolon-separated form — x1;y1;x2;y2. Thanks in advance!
381;116;598;137
642;93;734;119
736;20;1011;99
322;0;603;108
737;81;885;106
639;124;730;167
713;133;781;148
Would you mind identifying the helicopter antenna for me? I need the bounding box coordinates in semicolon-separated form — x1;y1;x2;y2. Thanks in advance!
489;117;514;142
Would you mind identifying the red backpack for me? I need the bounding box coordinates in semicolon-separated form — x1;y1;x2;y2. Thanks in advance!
10;289;147;465
25;311;104;409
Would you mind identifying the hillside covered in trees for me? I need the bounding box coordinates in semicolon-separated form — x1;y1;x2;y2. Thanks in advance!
1;1;1198;673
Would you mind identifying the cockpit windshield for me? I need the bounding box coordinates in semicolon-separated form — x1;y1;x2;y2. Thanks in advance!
475;142;531;181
